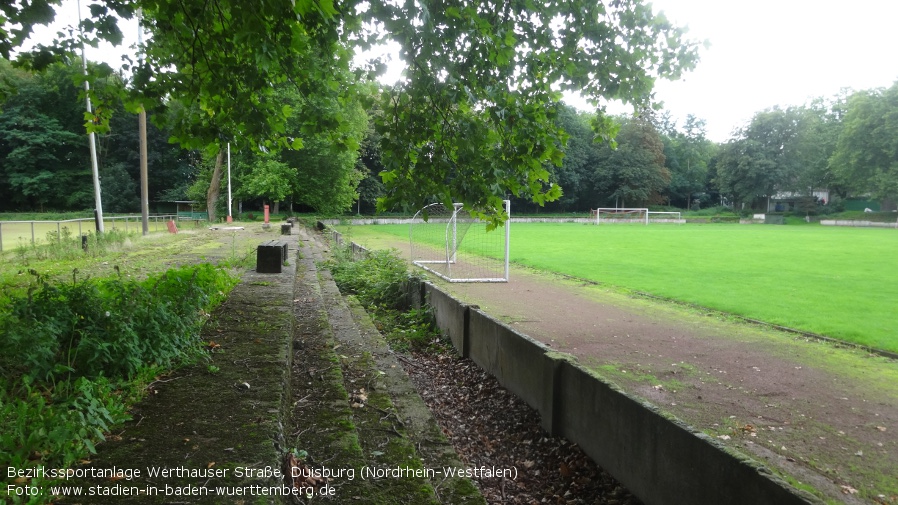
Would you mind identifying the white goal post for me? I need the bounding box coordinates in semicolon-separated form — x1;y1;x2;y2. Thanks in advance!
592;207;649;225
590;208;683;224
409;200;510;283
647;211;682;223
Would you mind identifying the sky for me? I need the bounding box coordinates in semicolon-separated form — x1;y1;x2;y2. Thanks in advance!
24;0;898;143
636;0;898;141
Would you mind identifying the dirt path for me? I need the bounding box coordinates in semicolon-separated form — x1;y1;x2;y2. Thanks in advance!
351;234;898;505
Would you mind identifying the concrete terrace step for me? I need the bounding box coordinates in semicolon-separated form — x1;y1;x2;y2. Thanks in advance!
63;234;301;503
60;227;483;504
290;228;485;504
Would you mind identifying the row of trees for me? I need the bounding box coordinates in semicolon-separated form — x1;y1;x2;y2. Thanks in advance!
1;54;895;217
0;0;701;227
0;0;893;218
714;84;897;212
0;60;191;212
513;81;898;214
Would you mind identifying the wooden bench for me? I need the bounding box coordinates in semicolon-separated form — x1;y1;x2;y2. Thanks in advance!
256;239;289;273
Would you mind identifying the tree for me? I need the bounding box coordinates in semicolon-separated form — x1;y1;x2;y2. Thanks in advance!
4;0;700;223
550;105;597;212
370;2;699;224
829;83;898;202
714;138;777;211
0;61;89;210
238;154;293;206
788;98;842;202
659;114;714;208
714;106;806;210
0;59;194;212
231;72;369;215
592;115;669;207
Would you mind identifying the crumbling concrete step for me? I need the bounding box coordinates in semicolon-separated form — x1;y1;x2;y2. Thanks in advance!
288;228;485;504
63;234;300;504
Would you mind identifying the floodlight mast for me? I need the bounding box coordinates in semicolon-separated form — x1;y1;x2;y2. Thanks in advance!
78;0;104;233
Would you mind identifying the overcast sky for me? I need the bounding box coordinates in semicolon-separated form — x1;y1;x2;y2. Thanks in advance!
639;0;898;142
28;1;898;143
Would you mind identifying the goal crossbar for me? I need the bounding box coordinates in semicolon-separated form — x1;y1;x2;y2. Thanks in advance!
593;207;649;225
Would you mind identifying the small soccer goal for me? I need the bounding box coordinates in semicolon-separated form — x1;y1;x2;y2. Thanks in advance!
409;200;510;283
647;210;683;223
590;208;684;224
592;207;649;224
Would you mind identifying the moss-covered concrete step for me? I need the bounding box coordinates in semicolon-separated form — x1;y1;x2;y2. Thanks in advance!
287;229;485;504
61;235;301;504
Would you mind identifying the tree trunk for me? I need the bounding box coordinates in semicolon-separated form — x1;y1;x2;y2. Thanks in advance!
273;201;280;215
207;150;224;222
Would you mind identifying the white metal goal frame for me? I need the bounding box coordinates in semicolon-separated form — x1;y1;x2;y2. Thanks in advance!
409;200;510;283
647;211;683;223
593;207;649;225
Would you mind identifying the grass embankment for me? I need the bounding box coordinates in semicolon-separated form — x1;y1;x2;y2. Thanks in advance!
342;222;898;353
0;225;260;504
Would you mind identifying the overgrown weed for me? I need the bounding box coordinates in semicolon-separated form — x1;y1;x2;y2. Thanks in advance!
326;246;441;352
0;264;237;503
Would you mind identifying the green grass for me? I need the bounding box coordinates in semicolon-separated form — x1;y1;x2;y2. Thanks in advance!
342;222;898;353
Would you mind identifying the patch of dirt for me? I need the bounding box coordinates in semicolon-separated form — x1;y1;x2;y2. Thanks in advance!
405;348;642;505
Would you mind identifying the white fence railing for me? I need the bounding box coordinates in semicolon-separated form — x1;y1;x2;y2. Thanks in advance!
0;215;179;252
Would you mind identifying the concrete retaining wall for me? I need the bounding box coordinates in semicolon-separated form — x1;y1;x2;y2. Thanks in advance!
320;217;687;225
416;283;815;505
821;219;897;228
327;229;814;505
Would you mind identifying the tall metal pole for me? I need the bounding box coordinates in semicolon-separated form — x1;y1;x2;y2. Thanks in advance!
226;143;233;222
140;109;149;234
138;9;149;235
78;0;104;232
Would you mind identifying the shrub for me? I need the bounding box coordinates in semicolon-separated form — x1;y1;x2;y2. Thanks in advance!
0;265;233;384
328;248;411;310
0;264;236;500
327;246;439;351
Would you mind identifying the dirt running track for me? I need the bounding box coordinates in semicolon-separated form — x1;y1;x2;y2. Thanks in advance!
347;233;898;505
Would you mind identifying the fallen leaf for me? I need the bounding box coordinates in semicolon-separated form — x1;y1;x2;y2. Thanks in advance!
841;485;858;495
559;462;572;477
876;426;887;432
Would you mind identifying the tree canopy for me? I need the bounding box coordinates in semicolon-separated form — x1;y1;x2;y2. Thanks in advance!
829;83;898;202
2;0;701;224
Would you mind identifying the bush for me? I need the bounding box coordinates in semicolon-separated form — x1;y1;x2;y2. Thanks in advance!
0;264;237;500
685;205;737;217
0;265;234;384
328;248;411;310
327;246;439;351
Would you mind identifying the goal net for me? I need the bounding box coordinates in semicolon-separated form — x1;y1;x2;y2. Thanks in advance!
409;200;510;283
592;208;649;225
647;211;683;223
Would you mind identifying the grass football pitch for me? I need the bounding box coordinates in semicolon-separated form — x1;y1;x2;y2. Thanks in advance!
341;222;897;353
